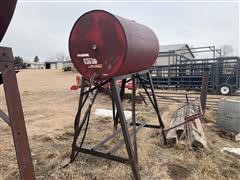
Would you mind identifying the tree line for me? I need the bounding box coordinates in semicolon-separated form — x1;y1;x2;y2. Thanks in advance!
14;53;70;68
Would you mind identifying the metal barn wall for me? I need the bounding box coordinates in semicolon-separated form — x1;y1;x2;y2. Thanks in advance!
155;51;193;66
50;63;57;69
155;45;194;66
56;62;63;69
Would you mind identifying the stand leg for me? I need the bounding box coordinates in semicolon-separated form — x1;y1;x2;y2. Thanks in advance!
70;77;86;161
112;95;116;130
137;74;157;110
131;75;138;163
110;79;141;180
146;72;166;143
70;79;98;162
0;47;35;179
146;72;165;129
113;79;126;130
74;77;86;131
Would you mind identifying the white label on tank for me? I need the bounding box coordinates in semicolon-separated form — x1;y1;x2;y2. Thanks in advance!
91;58;97;64
77;53;89;57
83;58;92;64
83;58;98;65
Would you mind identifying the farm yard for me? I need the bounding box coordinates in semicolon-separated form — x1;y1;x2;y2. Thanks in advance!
0;69;239;180
1;1;239;179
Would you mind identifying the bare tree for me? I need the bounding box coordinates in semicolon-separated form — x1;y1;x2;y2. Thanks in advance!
56;53;69;61
219;45;233;57
47;54;56;62
46;53;70;62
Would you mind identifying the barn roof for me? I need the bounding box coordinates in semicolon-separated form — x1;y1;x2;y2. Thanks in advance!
160;44;194;58
44;60;72;64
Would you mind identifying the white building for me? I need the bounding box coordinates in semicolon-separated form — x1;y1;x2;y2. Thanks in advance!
45;61;73;70
27;62;45;69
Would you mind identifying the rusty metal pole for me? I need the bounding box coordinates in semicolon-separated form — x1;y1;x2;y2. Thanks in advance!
0;47;35;179
200;72;209;114
110;79;141;180
185;94;189;103
131;75;138;163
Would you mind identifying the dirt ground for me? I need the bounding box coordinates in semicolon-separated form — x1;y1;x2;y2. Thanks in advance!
0;69;239;180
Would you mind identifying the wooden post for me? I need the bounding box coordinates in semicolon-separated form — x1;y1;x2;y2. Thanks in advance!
200;72;209;114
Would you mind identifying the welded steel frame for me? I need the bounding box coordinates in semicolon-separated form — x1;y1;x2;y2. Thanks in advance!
70;71;165;180
0;46;35;179
151;45;240;94
149;55;240;94
158;46;222;59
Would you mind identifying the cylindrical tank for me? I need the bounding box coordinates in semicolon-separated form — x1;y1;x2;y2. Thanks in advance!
0;0;17;42
69;10;159;81
217;98;240;133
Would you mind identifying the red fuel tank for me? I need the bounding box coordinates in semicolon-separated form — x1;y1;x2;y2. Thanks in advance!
69;10;159;81
0;0;17;42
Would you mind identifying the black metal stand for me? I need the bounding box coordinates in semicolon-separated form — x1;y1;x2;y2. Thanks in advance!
69;70;165;180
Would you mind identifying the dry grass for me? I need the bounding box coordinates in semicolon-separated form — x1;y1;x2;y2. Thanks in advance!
0;70;240;180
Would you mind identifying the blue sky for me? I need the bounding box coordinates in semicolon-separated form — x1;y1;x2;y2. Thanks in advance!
2;0;239;61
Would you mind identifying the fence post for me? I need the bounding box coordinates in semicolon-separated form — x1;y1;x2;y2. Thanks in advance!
200;72;209;114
